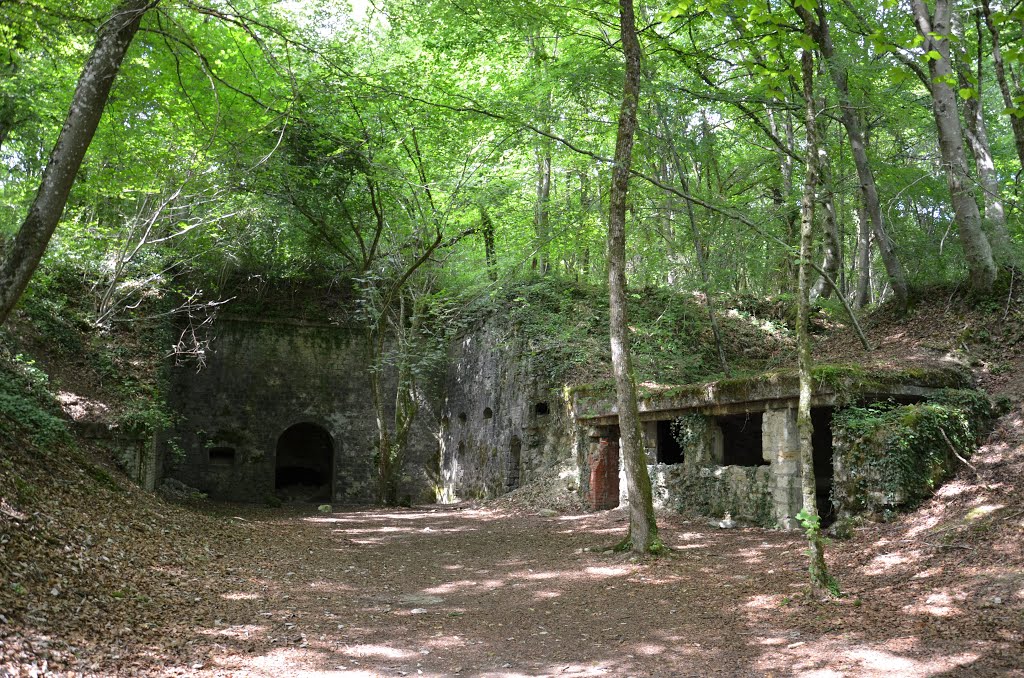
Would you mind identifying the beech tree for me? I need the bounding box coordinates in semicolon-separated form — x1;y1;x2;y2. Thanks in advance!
911;0;997;292
0;0;156;327
607;0;660;555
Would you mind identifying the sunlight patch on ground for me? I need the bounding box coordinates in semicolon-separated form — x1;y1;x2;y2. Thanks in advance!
422;578;504;594
583;565;631;577
966;503;1004;520
744;593;785;609
532;590;561;600
220;591;262;600
756;636;980;677
862;550;922;576
344;644;414;659
903;590;960;617
234;647;377;677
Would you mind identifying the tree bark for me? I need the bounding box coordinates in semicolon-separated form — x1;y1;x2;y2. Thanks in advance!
798;3;909;309
608;0;659;554
479;205;498;281
534;144;552;274
854;199;872;308
981;0;1024;170
912;0;997;293
0;0;156;327
797;47;833;594
956;12;1015;267
810;150;841;302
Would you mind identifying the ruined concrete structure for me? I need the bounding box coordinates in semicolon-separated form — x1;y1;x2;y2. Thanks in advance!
164;307;974;528
163;316;439;504
437;321;580;501
572;371;969;527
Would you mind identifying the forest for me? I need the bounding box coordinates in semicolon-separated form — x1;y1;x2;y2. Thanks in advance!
1;0;1023;675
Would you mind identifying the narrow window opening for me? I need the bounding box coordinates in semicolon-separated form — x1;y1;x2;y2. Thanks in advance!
656;420;684;464
719;413;766;467
209;447;236;465
506;436;522;492
458;412;467;424
483;407;493;420
535;402;550;416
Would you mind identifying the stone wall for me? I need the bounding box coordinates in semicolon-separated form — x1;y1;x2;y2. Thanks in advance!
163;317;441;504
439;323;583;501
637;409;800;527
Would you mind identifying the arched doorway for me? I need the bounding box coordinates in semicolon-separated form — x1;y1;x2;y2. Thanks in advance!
275;423;333;502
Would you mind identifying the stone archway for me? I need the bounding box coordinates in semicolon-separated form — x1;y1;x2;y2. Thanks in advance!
275;422;333;502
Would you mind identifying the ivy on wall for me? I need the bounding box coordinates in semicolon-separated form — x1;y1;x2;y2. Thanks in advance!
832;389;993;515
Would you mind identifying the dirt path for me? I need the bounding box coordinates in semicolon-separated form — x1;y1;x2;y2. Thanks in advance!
102;502;1017;678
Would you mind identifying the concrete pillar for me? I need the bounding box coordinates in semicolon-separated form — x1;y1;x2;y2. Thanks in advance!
763;408;802;529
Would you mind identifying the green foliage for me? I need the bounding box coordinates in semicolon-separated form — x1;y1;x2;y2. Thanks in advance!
832;390;991;514
0;353;69;447
669;414;708;453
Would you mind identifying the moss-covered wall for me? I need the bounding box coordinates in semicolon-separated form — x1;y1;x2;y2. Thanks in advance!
651;463;773;524
163;318;441;504
831;390;993;519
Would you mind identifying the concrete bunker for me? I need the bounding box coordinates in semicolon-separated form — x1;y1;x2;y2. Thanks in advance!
574;367;972;527
275;422;334;502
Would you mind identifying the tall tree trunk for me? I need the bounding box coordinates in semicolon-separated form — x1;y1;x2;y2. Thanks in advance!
810;150;841;302
534;144;552;274
854;199;872;308
797;47;833;595
956;12;1015;267
767;108;799;293
799;4;909;309
479;206;498;281
608;0;659;555
981;0;1024;170
912;0;997;292
0;0;155;327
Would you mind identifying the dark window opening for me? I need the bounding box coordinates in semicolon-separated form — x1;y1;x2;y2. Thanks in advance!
656;420;684;464
506;436;522;492
458;412;467;424
458;441;466;456
483;407;493;419
275;423;333;502
441;415;450;428
719;412;766;466
812;407;835;527
535;402;550;416
208;446;235;465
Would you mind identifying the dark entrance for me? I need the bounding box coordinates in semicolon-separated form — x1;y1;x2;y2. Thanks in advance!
719;412;766;466
656;420;683;464
275;423;333;502
811;407;835;526
506;436;522;492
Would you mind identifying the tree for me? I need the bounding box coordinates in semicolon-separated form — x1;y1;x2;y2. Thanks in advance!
607;0;660;555
797;2;909;309
796;46;834;595
0;0;157;327
911;0;997;292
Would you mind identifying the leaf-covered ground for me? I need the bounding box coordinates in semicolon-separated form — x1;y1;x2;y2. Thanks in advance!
3;390;1024;678
3;282;1024;676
